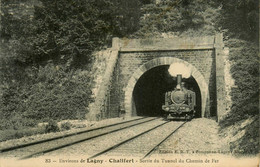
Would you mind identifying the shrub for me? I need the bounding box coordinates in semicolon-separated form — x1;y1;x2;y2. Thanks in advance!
60;122;72;131
219;39;259;156
220;39;259;127
45;120;60;133
0;62;95;130
0;127;46;142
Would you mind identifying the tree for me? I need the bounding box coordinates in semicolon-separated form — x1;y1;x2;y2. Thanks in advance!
135;0;220;37
28;0;116;68
217;0;258;42
110;0;142;37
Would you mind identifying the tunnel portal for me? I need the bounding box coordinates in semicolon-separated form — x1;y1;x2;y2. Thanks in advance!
133;65;201;117
88;36;227;121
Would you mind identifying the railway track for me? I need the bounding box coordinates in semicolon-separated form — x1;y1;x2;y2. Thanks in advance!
142;120;187;158
88;120;187;159
0;117;159;159
1;116;188;160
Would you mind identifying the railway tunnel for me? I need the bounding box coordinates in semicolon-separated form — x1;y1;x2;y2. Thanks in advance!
132;65;201;118
88;36;226;121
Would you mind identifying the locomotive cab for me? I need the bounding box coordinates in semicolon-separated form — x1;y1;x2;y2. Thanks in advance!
162;74;196;120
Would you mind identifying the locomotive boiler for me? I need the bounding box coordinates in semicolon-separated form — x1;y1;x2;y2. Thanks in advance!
162;74;196;120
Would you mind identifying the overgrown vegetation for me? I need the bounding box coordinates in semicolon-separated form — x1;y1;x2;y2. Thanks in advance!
44;119;60;133
0;127;46;142
60;121;73;131
217;0;259;155
0;0;258;154
0;0;141;131
134;0;220;37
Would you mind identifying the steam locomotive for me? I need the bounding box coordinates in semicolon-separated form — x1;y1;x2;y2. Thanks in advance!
162;74;196;120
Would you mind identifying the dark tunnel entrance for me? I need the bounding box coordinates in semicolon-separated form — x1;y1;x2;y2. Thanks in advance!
133;65;202;117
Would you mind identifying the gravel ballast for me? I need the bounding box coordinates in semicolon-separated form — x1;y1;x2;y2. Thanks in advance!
44;119;166;157
1;117;259;167
1;118;231;158
151;118;231;157
0;117;142;151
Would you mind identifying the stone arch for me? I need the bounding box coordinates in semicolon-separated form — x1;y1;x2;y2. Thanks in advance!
124;57;209;117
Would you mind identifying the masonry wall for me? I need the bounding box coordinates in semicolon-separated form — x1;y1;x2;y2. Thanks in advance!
108;50;216;117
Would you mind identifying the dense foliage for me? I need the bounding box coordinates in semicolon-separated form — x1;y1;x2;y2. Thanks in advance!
0;0;141;130
1;0;142;66
134;0;220;37
222;40;258;122
0;62;95;129
217;0;258;41
217;0;259;155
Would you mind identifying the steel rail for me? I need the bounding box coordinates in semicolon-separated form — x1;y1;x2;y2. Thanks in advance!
19;117;159;160
142;120;187;159
88;120;171;159
0;117;148;153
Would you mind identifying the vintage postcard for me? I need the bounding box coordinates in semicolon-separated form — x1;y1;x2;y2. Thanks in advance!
0;0;259;167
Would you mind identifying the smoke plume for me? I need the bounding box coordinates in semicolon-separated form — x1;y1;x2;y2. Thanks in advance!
168;62;191;78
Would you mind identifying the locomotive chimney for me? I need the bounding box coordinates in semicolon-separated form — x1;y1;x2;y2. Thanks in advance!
177;74;182;89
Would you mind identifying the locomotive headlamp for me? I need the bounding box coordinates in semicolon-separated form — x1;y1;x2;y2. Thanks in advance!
165;107;170;111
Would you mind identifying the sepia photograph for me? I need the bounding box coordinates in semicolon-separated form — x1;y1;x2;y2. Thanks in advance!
0;0;259;166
